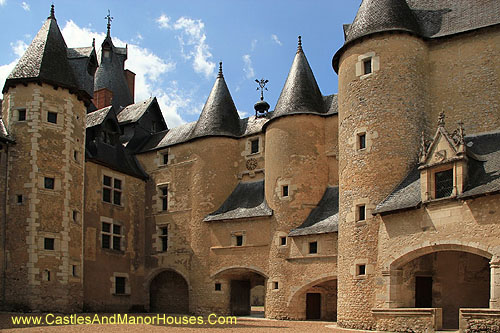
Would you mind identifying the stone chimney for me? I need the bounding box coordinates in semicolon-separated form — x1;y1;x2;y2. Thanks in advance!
93;88;113;109
124;69;135;104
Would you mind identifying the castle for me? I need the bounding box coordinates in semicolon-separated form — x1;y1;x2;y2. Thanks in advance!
0;1;499;331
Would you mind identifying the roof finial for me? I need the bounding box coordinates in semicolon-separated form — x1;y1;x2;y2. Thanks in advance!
297;35;303;53
105;9;114;37
217;62;223;78
255;78;269;101
438;112;445;127
92;38;95;48
48;4;55;20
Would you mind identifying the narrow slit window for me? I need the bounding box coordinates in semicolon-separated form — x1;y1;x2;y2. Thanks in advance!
162;152;169;165
358;133;366;150
282;185;289;197
160;226;168;252
358;205;366;221
160;186;168;211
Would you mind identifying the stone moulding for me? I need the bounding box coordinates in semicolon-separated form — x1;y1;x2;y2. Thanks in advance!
372;308;443;332
459;308;500;333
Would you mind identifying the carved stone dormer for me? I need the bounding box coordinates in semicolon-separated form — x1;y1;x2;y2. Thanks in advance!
418;113;467;202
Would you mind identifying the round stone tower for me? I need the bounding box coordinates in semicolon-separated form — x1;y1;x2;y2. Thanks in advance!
333;0;428;329
1;6;94;311
264;38;329;318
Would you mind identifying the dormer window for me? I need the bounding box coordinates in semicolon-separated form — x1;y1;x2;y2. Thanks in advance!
103;49;110;59
434;169;453;199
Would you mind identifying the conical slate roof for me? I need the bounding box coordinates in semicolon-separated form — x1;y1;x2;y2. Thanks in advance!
190;63;241;139
3;6;78;93
272;37;324;119
345;0;420;43
94;34;133;110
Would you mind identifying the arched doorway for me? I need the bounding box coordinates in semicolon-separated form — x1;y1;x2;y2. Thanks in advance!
149;270;189;314
213;267;267;316
396;251;489;329
288;276;337;321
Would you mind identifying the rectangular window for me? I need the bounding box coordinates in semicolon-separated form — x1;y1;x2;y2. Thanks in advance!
16;194;23;204
363;59;372;75
162;152;169;165
160;226;168;252
72;265;77;277
236;235;243;246
18;109;26;121
103;175;122;205
115;276;126;295
309;241;318;254
102;221;122;251
44;177;55;190
273;281;279;290
358;133;366;150
160;186;168;211
435;169;453;199
44;237;55;250
215;283;221;291
357;264;366;276
280;236;287;246
73;150;78;162
282;185;289;197
47;111;57;124
72;210;78;222
251;139;259;154
358;205;366;221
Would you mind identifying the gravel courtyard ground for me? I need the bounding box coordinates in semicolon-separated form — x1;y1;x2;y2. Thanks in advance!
0;312;371;332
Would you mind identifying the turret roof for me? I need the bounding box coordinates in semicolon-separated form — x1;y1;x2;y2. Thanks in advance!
190;62;241;139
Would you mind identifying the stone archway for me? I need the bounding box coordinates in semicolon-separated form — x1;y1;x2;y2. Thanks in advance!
149;269;189;314
388;247;491;329
287;276;337;321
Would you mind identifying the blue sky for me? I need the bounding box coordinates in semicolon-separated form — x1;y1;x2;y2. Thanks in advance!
0;0;361;127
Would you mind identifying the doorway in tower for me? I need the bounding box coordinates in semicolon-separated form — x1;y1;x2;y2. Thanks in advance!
306;293;321;319
215;268;266;316
149;269;189;313
397;251;489;329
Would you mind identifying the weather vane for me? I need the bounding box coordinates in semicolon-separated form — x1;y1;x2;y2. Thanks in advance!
105;10;114;36
255;78;269;101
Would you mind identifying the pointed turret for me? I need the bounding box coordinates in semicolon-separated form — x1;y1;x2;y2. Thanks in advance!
2;5;78;94
190;62;241;139
345;0;420;44
94;10;133;110
272;36;324;119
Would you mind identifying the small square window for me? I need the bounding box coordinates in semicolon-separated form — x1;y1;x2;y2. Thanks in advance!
18;109;26;121
358;133;366;150
363;59;372;75
358;205;366;221
44;237;55;250
47;112;57;124
282;185;289;197
273;281;279;290
16;194;23;204
280;236;287;246
357;264;366;276
115;276;126;294
215;283;221;291
44;177;55;190
309;241;318;254
103;176;112;187
236;235;243;247
251;139;259;154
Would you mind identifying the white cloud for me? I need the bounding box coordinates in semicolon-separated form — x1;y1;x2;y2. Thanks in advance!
271;34;282;46
60;20;185;127
156;14;170;29
21;1;29;11
242;54;255;79
157;15;215;79
0;60;17;90
237;110;249;118
11;40;28;57
251;39;257;51
0;0;6;6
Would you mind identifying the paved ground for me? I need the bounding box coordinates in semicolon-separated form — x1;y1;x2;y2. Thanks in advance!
0;312;371;332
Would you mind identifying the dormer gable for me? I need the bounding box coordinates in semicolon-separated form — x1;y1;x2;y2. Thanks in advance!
418;113;467;201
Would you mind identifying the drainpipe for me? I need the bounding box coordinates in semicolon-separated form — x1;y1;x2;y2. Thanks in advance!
2;144;9;305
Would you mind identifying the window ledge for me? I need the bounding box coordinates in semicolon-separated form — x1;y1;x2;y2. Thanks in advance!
101;201;125;209
101;248;125;255
210;244;268;251
286;255;337;261
423;195;458;205
112;293;130;297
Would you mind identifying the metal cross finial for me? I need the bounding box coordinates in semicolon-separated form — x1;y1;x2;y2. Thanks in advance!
49;4;55;19
92;38;95;48
217;62;223;78
297;35;303;53
255;78;269;101
438;112;445;127
105;10;114;37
